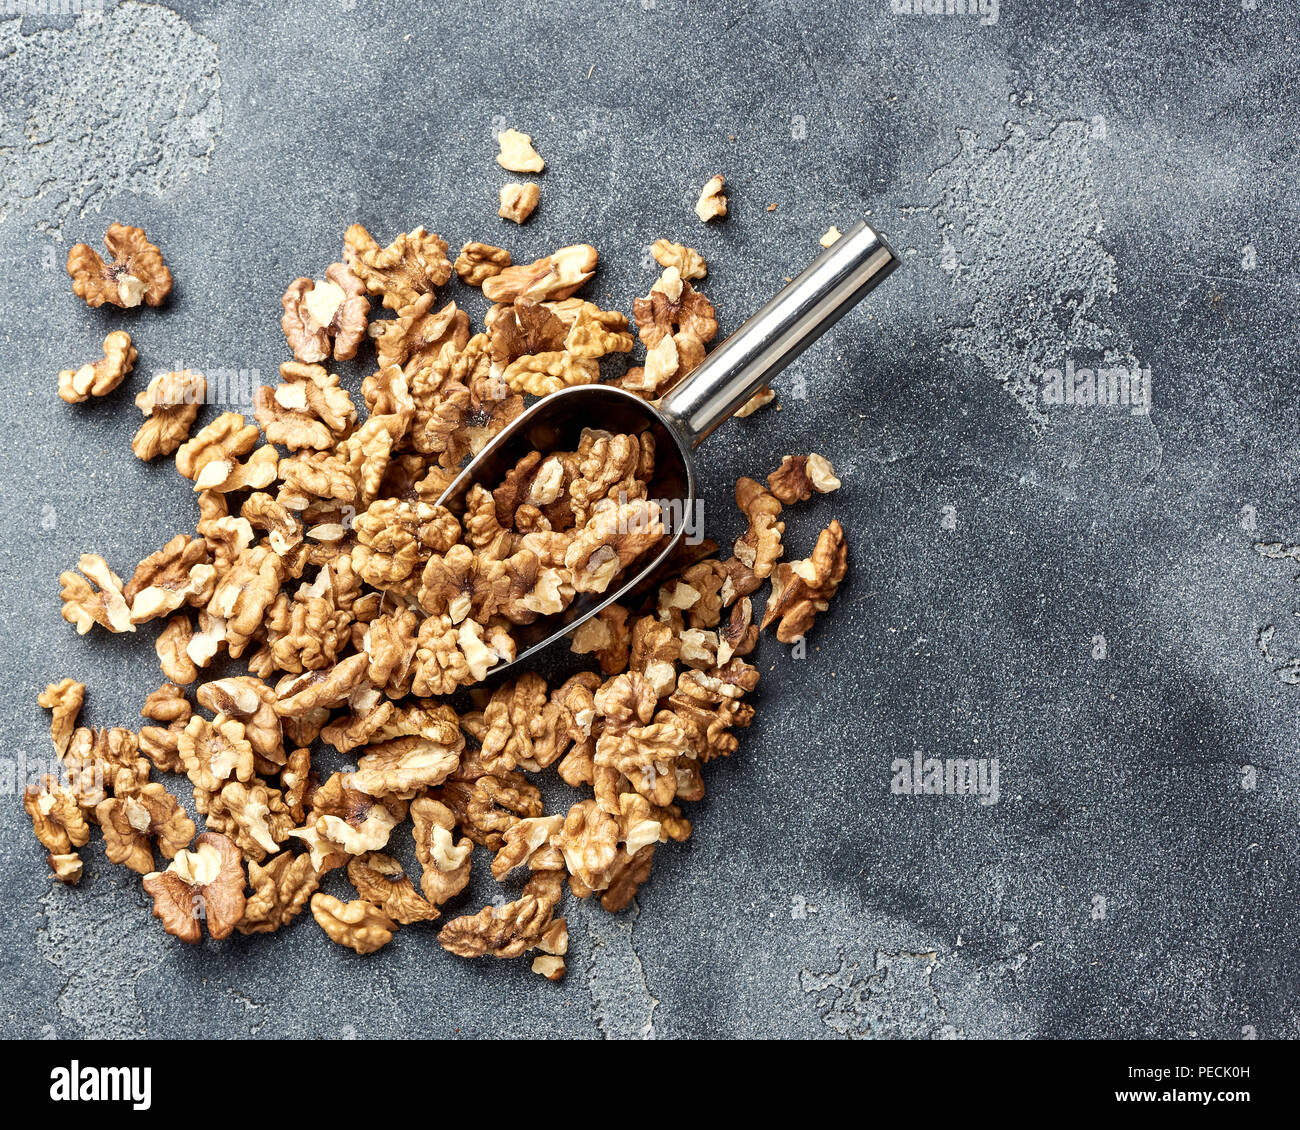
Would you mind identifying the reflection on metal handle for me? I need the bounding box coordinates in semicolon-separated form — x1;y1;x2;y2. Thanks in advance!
655;221;899;449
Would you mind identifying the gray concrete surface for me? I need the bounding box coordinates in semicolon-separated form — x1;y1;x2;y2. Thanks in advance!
1;0;1297;1039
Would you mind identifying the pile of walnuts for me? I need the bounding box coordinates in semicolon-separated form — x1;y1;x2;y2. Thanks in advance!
38;200;846;978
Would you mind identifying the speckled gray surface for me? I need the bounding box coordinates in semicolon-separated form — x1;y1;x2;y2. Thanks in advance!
1;0;1297;1040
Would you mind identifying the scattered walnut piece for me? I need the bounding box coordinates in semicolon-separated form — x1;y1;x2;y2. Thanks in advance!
139;683;190;773
124;534;215;625
59;554;134;635
411;796;472;905
66;223;172;308
499;182;540;224
255;362;357;451
501;349;600;396
24;776;91;867
155;614;200;685
281;262;370;362
820;226;843;248
496;128;545;173
311;893;396;954
532;954;566;980
133;370;207;461
482;244;598;304
142;832;246;943
766;453;841;504
454;241;512;286
438;870;564;959
178;715;255;792
38;678;85;758
761;519;848;643
343;223;452;311
695;174;727;222
289;770;406;871
48;854;84;884
97;783;196;874
199;779;294;863
238;850;320;934
735;386;776;417
58;331;137;404
651;238;707;280
347;852;439;924
732;477;785;580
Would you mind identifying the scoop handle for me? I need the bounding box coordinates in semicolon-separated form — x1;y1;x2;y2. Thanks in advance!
655;220;899;448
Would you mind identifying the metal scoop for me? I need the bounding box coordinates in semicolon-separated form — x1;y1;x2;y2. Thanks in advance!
436;220;899;674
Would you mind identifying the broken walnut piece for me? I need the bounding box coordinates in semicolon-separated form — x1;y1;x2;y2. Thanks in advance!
156;614;199;685
651;238;707;281
24;775;91;860
532;954;566;981
66;223;172;309
487;298;568;365
695;174;727;222
59;554;134;635
96;783;196;874
455;241;512;286
499;183;540;224
38;678;85;759
196;676;285;766
255;361;357;451
496;127;545;173
735;386;775;417
139;683;190;773
343;223;452;311
766;453;841;504
178;715;255;792
500;349;599;397
351;727;465;800
238;850;320;935
133;370;207;461
437;870;564;959
58;331;137;404
124;534;215;625
311;892;396;954
556;798;621;892
176;412;259;482
491;813;564;880
632;272;717;349
569;604;630;674
280;262;369;362
733;477;785;580
48;854;84;884
347;852;439;924
198;778;294;862
411;796;473;905
482;244;598;304
761;519;847;643
142;831;246;944
290;771;407;872
370;294;468;371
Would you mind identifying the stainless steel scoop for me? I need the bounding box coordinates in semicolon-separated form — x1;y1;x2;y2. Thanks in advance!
436;220;899;674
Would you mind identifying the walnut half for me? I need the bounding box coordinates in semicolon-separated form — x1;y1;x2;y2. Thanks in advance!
142;832;246;943
67;223;172;308
58;331;137;404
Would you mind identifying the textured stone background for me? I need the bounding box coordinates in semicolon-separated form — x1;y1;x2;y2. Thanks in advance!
1;0;1296;1039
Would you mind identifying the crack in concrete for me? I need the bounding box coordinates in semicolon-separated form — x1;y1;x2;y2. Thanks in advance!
585;899;658;1040
800;948;958;1039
